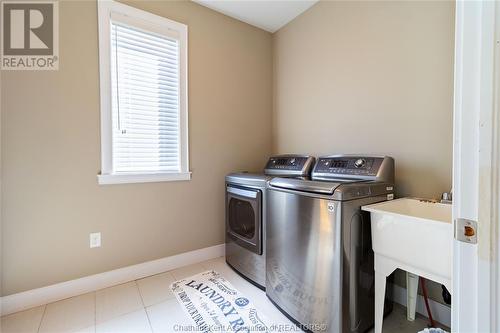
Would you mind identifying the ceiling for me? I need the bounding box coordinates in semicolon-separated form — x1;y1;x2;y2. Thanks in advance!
193;0;319;33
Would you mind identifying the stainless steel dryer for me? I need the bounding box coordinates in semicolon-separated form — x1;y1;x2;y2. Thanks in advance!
225;155;315;289
266;155;395;333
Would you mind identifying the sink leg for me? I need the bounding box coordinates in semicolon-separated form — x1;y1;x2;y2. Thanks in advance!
375;270;386;333
406;272;419;321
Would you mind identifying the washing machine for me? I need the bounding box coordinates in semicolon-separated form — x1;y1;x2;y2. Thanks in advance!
266;155;395;332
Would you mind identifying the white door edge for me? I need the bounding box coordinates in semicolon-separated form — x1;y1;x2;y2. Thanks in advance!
452;1;500;332
493;1;500;328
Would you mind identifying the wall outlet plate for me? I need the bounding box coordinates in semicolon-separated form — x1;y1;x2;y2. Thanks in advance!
90;232;101;248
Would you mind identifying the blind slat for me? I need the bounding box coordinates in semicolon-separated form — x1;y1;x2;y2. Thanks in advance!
112;23;179;47
112;38;179;59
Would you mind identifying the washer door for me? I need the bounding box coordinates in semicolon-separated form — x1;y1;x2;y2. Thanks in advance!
226;185;262;255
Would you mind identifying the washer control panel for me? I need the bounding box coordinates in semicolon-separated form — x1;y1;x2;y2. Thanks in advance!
264;155;315;176
312;155;393;182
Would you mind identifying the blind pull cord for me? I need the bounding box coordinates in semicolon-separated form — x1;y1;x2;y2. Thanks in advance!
114;25;126;135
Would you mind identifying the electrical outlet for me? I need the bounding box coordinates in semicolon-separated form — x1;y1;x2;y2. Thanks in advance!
90;232;101;248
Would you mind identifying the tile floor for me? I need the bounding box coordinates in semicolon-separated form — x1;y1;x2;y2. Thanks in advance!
1;257;446;333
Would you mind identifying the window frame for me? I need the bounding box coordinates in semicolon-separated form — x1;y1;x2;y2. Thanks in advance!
97;0;190;185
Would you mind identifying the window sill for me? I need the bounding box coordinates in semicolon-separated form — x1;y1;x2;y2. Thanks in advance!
97;172;191;185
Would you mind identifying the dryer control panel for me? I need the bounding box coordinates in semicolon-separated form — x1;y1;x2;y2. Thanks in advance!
264;155;315;177
312;155;394;182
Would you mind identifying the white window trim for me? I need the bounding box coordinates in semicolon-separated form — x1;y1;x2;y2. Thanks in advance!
97;0;190;185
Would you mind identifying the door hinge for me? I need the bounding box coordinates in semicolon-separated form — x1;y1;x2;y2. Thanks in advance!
455;218;478;244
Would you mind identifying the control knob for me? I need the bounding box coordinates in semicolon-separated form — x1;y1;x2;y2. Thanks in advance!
354;158;366;168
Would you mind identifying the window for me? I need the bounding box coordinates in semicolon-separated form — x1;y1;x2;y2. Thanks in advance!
97;0;189;184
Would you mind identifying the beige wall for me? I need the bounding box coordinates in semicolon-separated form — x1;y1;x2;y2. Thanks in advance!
1;0;272;295
272;0;455;305
273;0;455;199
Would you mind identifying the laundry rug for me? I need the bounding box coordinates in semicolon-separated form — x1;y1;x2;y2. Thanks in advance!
171;270;271;333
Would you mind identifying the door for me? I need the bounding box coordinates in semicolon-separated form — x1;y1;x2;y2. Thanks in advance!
226;185;262;254
452;1;500;332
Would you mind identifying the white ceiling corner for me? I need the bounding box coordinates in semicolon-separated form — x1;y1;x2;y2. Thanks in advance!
192;0;319;33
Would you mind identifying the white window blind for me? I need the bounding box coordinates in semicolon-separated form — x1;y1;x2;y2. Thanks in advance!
98;1;189;184
110;22;180;173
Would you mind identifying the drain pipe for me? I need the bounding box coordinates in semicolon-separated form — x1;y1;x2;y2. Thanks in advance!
420;277;436;327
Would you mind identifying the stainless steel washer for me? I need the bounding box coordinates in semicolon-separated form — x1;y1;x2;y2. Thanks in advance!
266;155;395;333
225;155;315;289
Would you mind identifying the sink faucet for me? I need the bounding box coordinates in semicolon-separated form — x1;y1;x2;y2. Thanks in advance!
441;189;453;204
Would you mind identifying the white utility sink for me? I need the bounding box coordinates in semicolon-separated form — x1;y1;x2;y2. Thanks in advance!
362;198;453;333
363;197;453;283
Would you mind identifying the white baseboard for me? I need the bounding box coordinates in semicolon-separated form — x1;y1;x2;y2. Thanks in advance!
0;244;225;316
391;283;451;328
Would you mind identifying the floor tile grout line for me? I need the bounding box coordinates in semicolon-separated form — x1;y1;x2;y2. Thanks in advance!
94;291;97;333
96;308;153;331
36;304;47;333
95;282;145;326
143;305;155;333
135;280;146;309
135;280;153;332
